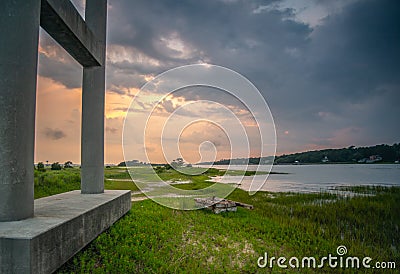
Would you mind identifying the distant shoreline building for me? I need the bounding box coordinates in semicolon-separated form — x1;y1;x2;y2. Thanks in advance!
358;155;383;163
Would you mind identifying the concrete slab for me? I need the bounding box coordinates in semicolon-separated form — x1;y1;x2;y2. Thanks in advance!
0;190;131;274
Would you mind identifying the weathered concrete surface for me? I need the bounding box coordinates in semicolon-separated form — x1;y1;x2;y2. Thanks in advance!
81;0;107;194
0;0;41;221
1;1;120;272
40;0;104;67
0;190;131;274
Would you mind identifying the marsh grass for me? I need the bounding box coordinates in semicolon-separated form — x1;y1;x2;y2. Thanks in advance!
104;167;132;179
104;179;140;192
34;169;81;199
33;167;400;272
34;167;140;198
48;167;400;273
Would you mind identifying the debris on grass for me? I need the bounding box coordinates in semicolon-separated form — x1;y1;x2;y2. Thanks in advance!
194;197;253;213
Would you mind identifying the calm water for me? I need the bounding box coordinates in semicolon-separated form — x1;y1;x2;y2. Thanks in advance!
204;164;400;193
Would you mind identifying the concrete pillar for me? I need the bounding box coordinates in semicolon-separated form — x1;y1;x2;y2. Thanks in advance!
0;0;40;221
81;0;107;194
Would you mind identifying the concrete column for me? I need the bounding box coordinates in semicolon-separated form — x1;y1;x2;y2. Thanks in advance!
0;0;40;221
81;0;107;193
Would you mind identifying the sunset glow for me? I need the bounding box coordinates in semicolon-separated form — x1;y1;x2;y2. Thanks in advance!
35;0;400;164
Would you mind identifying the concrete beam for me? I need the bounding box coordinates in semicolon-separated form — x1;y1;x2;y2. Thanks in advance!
0;0;40;221
81;0;107;193
40;0;104;67
0;190;131;274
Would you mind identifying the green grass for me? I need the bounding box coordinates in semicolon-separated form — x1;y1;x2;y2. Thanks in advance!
104;179;140;192
334;185;397;194
34;167;139;199
57;186;399;273
34;169;81;199
104;167;132;179
34;167;399;273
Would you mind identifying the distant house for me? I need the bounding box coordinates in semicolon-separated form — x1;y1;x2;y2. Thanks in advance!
366;155;383;163
322;156;329;163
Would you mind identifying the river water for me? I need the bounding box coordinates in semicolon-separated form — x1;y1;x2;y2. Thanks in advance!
204;164;400;193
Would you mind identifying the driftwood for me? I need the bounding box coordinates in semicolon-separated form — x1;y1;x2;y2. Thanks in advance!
194;197;253;214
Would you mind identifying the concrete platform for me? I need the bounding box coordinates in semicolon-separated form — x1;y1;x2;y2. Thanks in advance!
0;190;131;274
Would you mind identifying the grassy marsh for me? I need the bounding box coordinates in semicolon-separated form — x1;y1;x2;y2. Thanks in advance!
34;167;399;273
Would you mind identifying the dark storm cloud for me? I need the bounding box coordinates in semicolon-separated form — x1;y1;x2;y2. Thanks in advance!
106;0;400;149
287;0;400;147
43;128;67;140
106;0;312;96
40;0;400;152
307;0;400;99
38;30;82;89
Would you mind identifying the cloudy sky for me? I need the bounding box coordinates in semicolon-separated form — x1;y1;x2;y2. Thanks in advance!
35;0;400;164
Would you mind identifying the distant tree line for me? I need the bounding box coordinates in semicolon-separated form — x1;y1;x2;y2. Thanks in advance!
201;156;274;165
275;144;400;164
36;161;75;171
117;160;150;167
200;143;400;165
